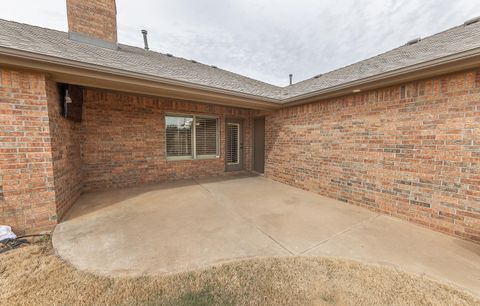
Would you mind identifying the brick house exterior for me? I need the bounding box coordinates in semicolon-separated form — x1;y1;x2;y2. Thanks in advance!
0;0;479;243
266;70;480;242
80;89;256;192
1;68;258;232
1;69;57;231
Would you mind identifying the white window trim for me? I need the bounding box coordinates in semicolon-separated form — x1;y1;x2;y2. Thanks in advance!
165;113;220;161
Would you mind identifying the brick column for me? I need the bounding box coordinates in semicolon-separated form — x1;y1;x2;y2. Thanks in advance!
0;68;57;233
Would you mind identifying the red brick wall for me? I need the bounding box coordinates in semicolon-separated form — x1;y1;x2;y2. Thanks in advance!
0;70;254;233
46;80;82;219
80;89;254;191
66;0;117;43
0;68;57;233
265;69;480;243
3;65;479;244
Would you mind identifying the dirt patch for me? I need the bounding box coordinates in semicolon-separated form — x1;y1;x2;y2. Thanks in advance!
0;237;478;306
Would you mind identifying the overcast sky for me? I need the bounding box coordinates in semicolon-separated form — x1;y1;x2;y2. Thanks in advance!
2;0;478;86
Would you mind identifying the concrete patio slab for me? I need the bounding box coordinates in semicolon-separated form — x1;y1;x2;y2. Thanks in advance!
53;176;480;296
197;176;376;254
53;179;290;276
305;214;480;294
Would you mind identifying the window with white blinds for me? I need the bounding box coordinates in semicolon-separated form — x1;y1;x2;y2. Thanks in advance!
195;117;218;157
166;116;193;159
165;115;218;160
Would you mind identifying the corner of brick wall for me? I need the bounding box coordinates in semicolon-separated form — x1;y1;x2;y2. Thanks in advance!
265;69;480;244
46;80;83;220
0;67;57;234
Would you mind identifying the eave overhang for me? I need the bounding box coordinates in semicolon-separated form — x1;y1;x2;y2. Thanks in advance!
0;47;280;111
1;46;480;110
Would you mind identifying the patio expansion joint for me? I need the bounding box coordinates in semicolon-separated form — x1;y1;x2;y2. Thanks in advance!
299;213;382;255
193;178;295;256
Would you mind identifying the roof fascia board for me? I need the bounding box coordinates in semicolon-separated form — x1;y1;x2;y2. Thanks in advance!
52;71;279;111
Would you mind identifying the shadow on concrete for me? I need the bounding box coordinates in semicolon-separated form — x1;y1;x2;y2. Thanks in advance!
62;172;258;221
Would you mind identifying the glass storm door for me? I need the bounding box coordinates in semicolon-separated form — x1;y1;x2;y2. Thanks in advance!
225;120;243;171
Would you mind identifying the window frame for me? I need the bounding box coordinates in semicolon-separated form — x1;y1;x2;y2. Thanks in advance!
165;113;220;161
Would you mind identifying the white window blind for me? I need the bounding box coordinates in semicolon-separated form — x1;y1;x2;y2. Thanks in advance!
195;117;218;157
165;116;193;158
166;115;218;160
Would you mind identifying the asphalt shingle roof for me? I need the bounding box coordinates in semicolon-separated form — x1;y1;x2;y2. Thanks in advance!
286;20;480;99
0;18;479;102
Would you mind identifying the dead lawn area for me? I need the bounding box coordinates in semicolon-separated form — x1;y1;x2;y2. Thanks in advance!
0;236;478;306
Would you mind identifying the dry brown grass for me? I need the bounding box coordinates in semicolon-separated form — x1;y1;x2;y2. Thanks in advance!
0;237;478;306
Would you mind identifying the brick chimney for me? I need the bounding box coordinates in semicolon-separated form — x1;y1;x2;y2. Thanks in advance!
66;0;118;49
